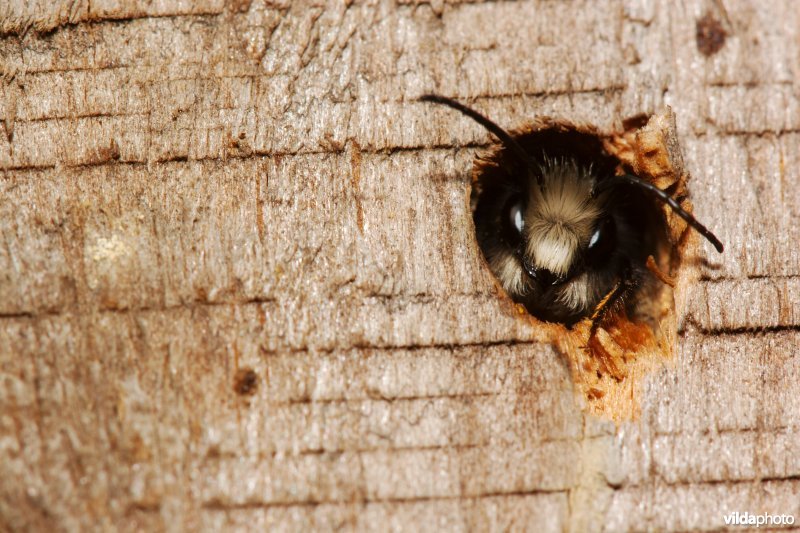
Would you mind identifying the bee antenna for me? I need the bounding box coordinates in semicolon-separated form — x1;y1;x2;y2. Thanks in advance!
595;174;724;253
419;94;542;187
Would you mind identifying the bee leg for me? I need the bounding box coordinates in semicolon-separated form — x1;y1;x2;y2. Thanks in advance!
590;264;638;335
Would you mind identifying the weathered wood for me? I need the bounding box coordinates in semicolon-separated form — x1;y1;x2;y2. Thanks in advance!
1;1;798;531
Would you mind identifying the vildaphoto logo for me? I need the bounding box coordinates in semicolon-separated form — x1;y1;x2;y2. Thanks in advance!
724;512;795;527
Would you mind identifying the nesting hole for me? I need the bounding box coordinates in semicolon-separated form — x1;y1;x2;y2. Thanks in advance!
471;122;675;331
468;115;688;422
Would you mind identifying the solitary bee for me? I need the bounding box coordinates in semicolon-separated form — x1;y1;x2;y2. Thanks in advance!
421;94;723;330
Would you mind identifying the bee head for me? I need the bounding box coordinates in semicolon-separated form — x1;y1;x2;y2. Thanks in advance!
502;158;615;287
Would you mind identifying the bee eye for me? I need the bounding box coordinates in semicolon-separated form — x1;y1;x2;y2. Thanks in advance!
502;195;525;246
586;216;617;266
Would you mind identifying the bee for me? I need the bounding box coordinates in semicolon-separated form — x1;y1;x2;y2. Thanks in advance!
421;94;723;330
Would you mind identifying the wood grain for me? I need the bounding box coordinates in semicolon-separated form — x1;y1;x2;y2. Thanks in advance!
1;0;798;530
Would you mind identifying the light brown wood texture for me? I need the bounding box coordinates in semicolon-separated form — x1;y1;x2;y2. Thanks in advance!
1;1;799;531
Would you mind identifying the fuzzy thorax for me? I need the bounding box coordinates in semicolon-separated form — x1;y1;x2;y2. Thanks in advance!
524;159;603;276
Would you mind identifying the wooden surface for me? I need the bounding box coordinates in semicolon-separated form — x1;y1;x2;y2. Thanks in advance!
1;0;799;531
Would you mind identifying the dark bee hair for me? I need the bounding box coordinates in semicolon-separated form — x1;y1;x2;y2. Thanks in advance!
421;94;723;330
